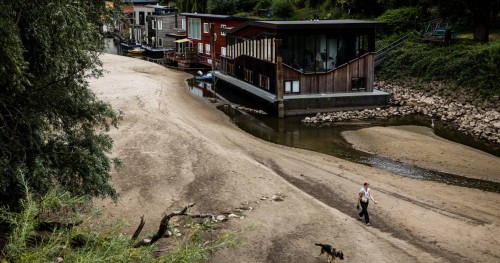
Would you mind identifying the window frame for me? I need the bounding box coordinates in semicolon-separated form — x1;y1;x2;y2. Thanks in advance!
198;43;203;53
285;80;300;94
220;24;226;36
188;18;201;40
205;44;211;55
203;23;209;34
259;74;270;90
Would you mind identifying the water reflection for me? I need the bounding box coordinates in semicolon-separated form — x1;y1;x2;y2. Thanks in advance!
217;102;500;193
188;79;214;98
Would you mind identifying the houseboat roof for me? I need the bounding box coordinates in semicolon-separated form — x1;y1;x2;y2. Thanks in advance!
230;19;384;33
179;13;249;20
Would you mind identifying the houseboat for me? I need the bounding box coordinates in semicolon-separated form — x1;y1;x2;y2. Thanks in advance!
121;0;159;45
216;19;391;117
143;5;182;55
167;13;249;68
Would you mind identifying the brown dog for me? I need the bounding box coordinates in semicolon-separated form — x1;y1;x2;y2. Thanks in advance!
315;243;344;263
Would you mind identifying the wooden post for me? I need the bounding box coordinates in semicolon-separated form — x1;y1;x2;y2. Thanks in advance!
210;23;217;100
275;39;284;118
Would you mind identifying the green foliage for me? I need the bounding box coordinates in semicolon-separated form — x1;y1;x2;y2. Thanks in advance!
238;0;260;12
207;0;238;14
378;40;500;97
377;7;421;34
255;0;273;12
272;0;294;18
293;0;307;9
0;1;121;208
161;221;240;262
1;183;240;263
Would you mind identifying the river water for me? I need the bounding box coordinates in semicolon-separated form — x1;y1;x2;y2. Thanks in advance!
189;79;500;193
103;39;500;193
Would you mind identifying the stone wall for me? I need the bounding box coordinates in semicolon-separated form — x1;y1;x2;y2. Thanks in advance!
301;81;500;144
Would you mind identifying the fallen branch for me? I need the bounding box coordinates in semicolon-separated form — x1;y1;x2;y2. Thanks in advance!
131;215;145;240
133;203;216;247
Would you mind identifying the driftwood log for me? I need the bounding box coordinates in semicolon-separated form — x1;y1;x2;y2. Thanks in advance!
133;203;215;247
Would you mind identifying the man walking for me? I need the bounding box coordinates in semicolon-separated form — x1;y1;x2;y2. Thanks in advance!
357;182;378;226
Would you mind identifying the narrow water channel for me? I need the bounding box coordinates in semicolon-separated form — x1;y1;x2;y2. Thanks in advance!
102;39;500;193
189;79;500;193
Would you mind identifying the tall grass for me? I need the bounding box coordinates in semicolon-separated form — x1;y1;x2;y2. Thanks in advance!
1;179;240;263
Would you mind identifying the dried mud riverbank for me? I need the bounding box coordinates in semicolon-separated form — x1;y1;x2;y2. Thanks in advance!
90;54;500;263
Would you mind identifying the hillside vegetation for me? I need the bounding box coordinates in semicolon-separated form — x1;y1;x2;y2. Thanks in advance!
378;39;500;98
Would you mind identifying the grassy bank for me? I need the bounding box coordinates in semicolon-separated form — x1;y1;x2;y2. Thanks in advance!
378;39;500;98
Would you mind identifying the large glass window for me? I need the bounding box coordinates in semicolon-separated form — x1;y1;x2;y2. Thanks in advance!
188;18;201;39
284;33;367;72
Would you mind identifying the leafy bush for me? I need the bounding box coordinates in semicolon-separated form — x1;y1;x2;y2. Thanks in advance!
378;40;500;97
377;7;421;34
255;0;272;11
272;0;294;19
207;0;238;15
238;0;260;12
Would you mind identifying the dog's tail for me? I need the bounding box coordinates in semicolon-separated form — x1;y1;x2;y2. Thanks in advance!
315;243;332;251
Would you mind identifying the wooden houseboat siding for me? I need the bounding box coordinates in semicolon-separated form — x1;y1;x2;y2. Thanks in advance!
227;37;276;63
282;53;374;94
147;13;179;50
231;56;277;94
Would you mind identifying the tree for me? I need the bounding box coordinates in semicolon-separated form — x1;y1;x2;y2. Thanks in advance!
434;0;500;42
272;0;294;18
0;0;121;208
207;0;238;15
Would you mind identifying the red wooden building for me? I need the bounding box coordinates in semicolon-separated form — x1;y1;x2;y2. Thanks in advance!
170;13;249;68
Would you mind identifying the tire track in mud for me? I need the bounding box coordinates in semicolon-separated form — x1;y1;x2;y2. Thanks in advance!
260;158;471;263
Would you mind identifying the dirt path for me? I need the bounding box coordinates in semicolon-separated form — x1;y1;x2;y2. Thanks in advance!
89;54;500;263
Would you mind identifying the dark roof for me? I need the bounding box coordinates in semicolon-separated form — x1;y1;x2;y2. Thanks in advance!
228;19;384;34
180;13;249;21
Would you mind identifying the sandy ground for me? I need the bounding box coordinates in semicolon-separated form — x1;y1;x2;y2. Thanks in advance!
342;126;500;182
89;54;500;263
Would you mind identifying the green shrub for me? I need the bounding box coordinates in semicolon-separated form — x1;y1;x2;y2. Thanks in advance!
272;0;294;19
378;40;500;97
377;7;421;34
207;0;238;15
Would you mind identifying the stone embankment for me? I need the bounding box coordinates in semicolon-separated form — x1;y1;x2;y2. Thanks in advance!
301;81;500;144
